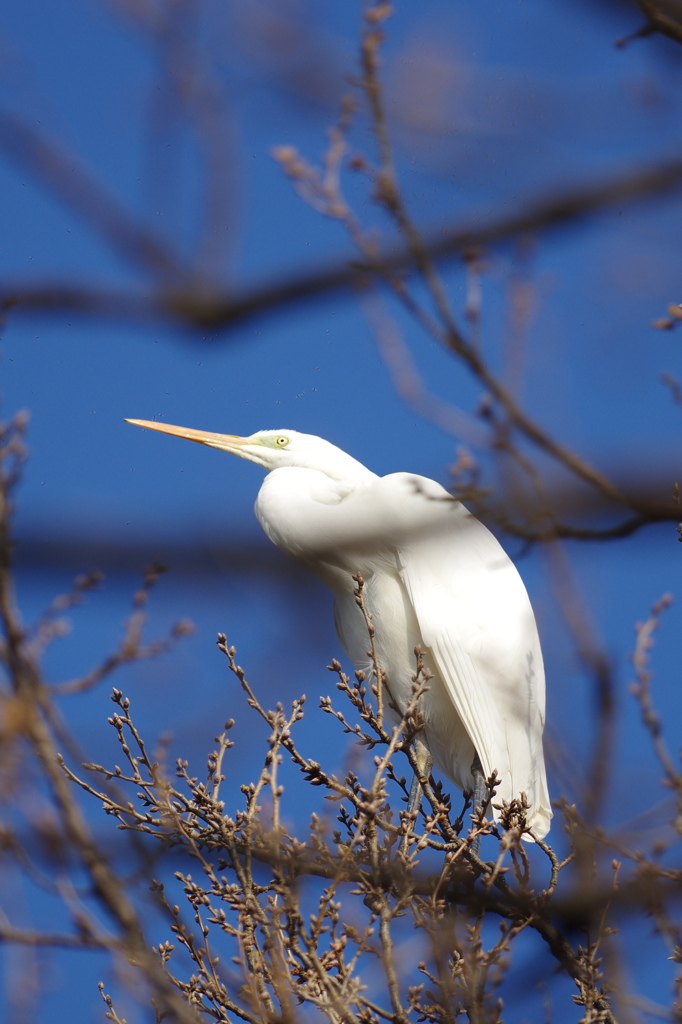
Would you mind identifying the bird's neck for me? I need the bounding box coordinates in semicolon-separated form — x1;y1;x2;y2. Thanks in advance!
255;466;376;560
319;453;378;487
263;464;376;502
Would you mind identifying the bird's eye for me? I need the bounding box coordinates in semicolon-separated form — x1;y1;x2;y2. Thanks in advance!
275;436;289;447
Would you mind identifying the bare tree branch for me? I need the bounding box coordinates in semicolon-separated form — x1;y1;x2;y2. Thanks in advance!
3;153;682;330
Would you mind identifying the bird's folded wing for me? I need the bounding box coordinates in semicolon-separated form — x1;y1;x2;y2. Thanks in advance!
398;553;512;794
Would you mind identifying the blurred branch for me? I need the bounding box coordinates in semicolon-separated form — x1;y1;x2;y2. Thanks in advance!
619;2;682;46
51;562;193;695
11;470;682;583
545;543;614;826
0;413;201;1024
0;926;106;950
630;593;681;796
352;10;629;513
0;108;188;282
3;152;682;328
120;0;238;277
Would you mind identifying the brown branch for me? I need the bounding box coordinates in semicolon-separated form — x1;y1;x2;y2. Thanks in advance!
4;154;682;329
0;927;107;950
0;423;201;1024
353;12;635;515
619;2;682;47
0;108;188;282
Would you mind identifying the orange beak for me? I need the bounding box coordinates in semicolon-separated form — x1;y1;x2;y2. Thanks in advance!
125;418;251;451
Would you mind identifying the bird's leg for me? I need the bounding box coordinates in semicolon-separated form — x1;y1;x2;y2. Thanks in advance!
470;752;486;857
401;733;433;854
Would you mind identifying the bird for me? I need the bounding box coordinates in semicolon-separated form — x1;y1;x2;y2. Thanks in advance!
126;420;552;840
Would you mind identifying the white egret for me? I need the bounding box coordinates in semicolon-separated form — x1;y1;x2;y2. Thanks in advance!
126;420;552;840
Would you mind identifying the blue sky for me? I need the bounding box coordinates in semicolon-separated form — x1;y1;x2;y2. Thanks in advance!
2;1;682;1020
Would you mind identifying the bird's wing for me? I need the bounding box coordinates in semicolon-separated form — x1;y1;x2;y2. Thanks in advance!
397;544;512;792
380;474;546;810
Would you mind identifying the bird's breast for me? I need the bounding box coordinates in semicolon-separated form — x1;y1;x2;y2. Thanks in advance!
255;468;386;565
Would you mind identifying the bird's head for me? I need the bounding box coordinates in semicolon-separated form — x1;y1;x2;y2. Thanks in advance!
125;421;377;484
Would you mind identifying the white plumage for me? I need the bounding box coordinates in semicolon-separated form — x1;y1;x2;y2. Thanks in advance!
126;421;552;839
